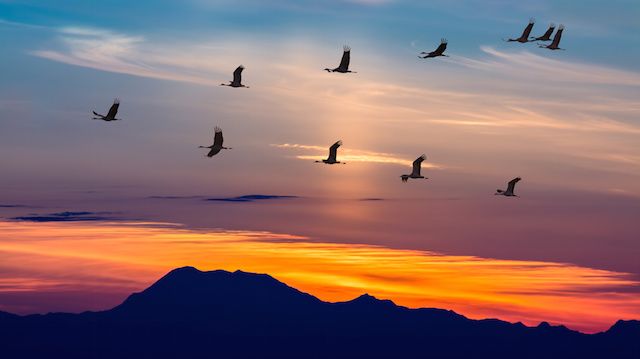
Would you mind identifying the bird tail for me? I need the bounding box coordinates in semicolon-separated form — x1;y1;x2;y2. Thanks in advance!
92;111;103;117
496;189;503;193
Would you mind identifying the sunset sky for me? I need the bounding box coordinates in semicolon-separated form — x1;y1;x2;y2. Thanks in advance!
1;0;639;334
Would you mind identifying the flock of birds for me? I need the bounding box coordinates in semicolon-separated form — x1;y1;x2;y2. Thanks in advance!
91;19;566;198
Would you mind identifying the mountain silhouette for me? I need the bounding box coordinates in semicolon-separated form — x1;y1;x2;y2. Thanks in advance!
0;267;637;358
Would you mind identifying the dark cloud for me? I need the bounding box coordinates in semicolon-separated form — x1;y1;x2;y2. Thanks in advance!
11;211;117;222
0;204;28;208
205;195;298;203
358;198;385;201
148;195;205;199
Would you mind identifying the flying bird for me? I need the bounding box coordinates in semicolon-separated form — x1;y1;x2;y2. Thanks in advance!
505;18;535;43
532;23;555;41
401;154;427;182
419;39;448;59
220;66;249;88
540;24;565;50
495;177;522;197
92;99;121;121
325;46;356;73
315;140;344;164
199;127;231;157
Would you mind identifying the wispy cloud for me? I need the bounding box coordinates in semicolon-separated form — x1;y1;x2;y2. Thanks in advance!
450;46;640;87
32;26;218;85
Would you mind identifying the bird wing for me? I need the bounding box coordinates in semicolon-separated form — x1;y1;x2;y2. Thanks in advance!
328;140;342;161
521;19;535;39
106;100;119;118
539;24;555;39
507;177;521;193
551;25;564;47
338;46;351;70
434;41;447;55
207;147;222;157
233;66;244;84
213;127;224;147
412;154;426;176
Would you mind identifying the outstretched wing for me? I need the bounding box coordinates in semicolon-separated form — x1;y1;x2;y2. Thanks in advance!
107;99;120;118
233;66;244;84
412;154;426;176
207;147;222;157
328;140;342;161
507;177;521;193
338;46;351;70
434;39;447;55
536;23;555;40
521;18;535;39
551;25;564;47
213;126;224;147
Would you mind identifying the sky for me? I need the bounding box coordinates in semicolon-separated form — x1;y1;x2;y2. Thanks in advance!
1;0;639;333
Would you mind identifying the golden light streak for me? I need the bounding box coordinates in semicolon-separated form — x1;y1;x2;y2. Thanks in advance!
272;143;439;167
0;220;638;333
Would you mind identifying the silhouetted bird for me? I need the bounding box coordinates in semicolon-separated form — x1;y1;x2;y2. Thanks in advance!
540;25;565;50
199;127;231;157
220;65;249;88
325;46;356;73
419;39;448;59
92;99;121;121
495;177;521;197
401;154;427;182
506;18;535;43
533;23;555;41
315;140;344;164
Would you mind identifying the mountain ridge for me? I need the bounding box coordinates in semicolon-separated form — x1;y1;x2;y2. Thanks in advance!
0;266;638;358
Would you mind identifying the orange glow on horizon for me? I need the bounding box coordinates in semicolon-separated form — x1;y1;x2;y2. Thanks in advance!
0;220;638;333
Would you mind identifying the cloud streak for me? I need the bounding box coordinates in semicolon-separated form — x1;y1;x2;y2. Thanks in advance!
11;211;118;222
205;195;298;202
450;46;640;87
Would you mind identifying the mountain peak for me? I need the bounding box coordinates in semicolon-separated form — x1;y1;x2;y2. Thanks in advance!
354;293;379;302
112;267;321;318
168;265;201;274
605;319;640;336
338;293;398;310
